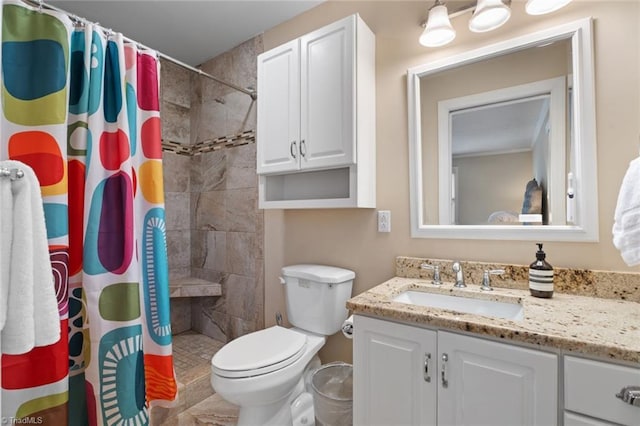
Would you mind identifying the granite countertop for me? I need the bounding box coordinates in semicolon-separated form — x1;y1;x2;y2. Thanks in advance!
346;277;640;364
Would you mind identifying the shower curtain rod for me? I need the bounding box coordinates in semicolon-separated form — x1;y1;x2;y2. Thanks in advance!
22;0;258;101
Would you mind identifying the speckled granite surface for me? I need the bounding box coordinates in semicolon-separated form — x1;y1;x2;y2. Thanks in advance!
347;276;640;364
396;256;640;303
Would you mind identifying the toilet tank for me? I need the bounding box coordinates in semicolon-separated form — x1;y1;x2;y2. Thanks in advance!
281;264;355;336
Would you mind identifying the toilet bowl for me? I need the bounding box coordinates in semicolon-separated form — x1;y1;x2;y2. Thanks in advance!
210;264;355;426
211;326;324;425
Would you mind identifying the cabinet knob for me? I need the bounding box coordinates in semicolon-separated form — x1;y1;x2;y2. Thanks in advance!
616;385;640;407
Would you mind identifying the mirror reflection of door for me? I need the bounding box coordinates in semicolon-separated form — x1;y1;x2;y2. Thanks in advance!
436;76;567;226
451;95;549;225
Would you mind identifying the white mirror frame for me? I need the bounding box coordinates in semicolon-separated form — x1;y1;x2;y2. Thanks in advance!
408;18;598;241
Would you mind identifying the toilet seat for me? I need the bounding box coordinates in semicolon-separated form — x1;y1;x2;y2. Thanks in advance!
212;326;307;379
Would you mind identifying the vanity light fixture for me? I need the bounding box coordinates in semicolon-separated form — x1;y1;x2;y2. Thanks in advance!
419;0;573;47
468;0;511;33
419;0;457;47
525;0;573;15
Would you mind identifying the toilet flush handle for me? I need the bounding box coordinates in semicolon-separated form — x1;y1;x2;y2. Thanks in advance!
279;276;286;284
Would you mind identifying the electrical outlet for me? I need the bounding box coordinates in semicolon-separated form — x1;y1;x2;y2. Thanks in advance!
378;210;391;232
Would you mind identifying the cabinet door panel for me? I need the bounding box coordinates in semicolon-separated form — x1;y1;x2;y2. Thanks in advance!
300;16;355;170
353;316;437;426
257;39;300;174
438;331;558;426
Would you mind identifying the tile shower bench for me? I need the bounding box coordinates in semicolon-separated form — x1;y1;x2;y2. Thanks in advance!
169;277;222;298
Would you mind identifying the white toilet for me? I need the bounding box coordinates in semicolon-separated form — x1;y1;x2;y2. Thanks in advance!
210;264;355;426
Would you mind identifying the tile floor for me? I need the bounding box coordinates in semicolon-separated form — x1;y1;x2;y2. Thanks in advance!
151;331;239;425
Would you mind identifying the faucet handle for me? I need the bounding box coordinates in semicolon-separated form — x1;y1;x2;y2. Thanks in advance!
481;269;505;291
421;263;442;286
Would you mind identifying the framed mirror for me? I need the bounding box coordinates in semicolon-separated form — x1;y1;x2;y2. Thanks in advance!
408;18;598;241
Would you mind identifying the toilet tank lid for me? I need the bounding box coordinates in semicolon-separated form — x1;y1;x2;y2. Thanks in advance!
281;264;355;284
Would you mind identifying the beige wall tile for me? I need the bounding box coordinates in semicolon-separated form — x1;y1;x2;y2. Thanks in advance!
226;144;257;190
169;266;191;281
225;274;257;321
162;101;190;144
191;303;228;342
166;230;191;270
194;191;226;231
170;298;192;334
197;100;228;142
163;152;191;192
161;59;192;109
229;316;256;340
189;155;202;193
226;189;257;233
226;232;256;277
165;192;191;231
201;150;226;191
224;91;256;136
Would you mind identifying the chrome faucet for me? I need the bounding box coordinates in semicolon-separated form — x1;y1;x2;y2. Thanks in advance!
452;261;466;288
480;269;505;291
421;263;442;286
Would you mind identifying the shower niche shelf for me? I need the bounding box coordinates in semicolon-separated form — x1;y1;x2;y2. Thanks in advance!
169;277;222;298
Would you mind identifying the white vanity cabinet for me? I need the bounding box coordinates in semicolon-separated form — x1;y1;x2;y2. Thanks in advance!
353;316;558;426
257;14;375;209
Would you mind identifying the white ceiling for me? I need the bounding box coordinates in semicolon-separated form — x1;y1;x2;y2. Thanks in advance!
49;0;324;66
452;97;549;157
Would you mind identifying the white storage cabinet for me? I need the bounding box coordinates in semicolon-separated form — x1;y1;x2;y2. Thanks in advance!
257;14;375;208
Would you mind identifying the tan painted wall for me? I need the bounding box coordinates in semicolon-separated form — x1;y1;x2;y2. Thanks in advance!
263;0;640;363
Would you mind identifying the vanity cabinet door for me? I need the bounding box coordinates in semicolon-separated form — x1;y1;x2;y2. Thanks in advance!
353;316;437;426
437;331;558;426
256;39;300;174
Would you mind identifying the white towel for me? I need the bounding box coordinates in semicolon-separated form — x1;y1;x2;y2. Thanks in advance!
0;176;13;331
0;160;60;354
613;157;640;266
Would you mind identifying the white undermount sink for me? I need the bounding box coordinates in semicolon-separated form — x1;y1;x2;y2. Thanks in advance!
393;290;524;321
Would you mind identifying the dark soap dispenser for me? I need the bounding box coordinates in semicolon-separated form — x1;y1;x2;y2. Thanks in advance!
529;243;554;298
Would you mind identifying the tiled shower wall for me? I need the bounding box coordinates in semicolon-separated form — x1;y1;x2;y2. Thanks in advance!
160;36;264;342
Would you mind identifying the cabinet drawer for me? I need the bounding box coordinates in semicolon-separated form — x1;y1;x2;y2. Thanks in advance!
565;356;640;425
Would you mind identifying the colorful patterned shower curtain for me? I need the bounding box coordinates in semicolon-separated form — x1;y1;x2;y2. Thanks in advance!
0;1;177;424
